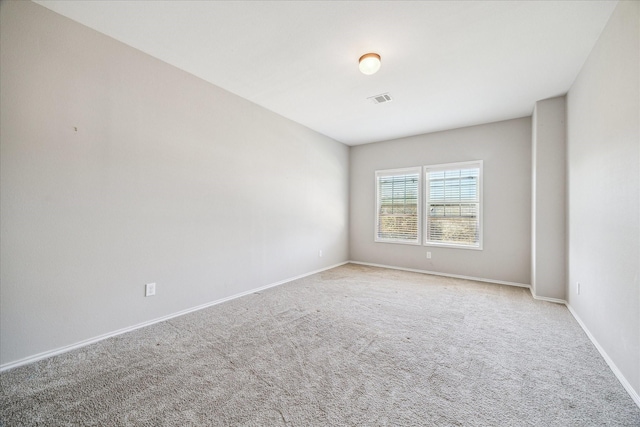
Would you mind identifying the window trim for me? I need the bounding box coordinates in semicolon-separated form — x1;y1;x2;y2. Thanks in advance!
374;167;422;245
423;160;483;250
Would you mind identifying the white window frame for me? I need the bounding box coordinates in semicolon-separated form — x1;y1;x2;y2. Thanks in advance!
374;167;422;245
424;160;483;250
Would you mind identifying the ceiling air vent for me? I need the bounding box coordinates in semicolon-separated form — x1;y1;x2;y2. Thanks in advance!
368;93;393;104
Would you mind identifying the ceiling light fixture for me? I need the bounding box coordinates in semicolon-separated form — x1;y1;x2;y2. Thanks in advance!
359;53;381;75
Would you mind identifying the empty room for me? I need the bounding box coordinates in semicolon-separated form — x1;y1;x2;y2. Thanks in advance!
1;0;639;425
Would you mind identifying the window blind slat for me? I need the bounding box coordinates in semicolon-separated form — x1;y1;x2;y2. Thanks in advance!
376;171;420;243
426;163;481;247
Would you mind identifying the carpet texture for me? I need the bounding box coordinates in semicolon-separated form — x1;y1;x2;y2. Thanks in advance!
1;264;639;426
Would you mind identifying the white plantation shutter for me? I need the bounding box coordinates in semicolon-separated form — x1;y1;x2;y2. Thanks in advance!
375;168;421;244
425;161;482;248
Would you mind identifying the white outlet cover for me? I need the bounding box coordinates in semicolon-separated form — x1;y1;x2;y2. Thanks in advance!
145;283;156;297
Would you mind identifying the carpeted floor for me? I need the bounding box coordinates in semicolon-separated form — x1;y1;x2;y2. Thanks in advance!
1;264;639;426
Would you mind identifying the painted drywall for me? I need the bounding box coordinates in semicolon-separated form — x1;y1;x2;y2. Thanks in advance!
0;1;349;366
531;96;566;300
567;0;639;398
350;118;532;285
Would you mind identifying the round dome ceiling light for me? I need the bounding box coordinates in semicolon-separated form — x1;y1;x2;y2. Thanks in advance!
359;53;381;75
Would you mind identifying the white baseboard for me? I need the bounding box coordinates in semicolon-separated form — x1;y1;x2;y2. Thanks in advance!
529;289;567;304
566;304;640;409
0;261;349;373
348;260;530;289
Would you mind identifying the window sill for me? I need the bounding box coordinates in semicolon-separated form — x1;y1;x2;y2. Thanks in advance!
424;241;483;250
375;239;422;246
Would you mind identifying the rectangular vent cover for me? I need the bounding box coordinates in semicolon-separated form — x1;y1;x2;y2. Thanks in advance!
368;93;393;104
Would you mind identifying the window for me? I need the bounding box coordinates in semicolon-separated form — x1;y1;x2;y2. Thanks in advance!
375;168;421;244
425;161;482;249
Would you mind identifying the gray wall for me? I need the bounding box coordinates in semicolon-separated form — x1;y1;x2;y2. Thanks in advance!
567;0;639;397
531;96;566;300
350;118;532;285
0;1;349;366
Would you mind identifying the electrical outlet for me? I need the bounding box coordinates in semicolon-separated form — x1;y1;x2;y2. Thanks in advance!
145;283;156;297
577;282;580;295
319;250;323;257
426;251;432;259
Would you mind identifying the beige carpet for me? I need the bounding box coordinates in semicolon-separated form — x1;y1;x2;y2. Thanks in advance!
1;264;639;426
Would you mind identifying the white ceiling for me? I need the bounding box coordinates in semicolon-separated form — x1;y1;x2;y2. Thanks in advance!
34;0;617;146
